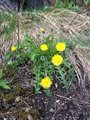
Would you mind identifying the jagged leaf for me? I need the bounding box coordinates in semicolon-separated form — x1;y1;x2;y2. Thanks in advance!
0;80;11;89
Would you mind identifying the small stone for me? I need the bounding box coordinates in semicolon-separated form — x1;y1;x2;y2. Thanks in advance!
56;100;60;103
25;107;31;113
49;108;55;113
4;118;7;120
27;114;33;120
15;96;20;102
32;99;35;103
69;96;72;98
55;83;58;88
44;101;47;104
52;118;55;120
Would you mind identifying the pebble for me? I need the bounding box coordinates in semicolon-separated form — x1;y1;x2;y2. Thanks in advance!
25;107;31;113
49;108;55;113
4;118;7;120
56;100;60;103
27;114;33;120
15;96;21;102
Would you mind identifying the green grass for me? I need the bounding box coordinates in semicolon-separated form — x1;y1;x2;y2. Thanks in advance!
0;13;17;40
54;0;81;12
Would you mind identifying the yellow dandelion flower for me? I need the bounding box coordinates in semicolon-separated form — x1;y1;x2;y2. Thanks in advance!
40;44;48;51
40;77;52;89
11;46;17;52
40;28;45;33
56;42;66;52
52;54;63;66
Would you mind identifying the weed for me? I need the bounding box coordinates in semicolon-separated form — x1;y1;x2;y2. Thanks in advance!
4;32;76;96
0;69;11;90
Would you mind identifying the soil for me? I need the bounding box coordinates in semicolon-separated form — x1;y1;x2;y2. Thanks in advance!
0;62;90;120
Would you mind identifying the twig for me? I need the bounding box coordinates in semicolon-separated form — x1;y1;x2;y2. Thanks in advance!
77;20;89;32
56;94;90;106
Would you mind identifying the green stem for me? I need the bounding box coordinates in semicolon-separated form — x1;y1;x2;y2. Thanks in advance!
44;60;47;76
56;67;66;85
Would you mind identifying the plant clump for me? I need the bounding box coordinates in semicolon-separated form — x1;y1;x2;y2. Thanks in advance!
2;29;76;96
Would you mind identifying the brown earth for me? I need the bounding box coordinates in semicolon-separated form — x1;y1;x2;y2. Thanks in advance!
0;59;90;120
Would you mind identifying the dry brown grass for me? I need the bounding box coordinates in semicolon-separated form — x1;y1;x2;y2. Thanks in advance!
68;45;90;88
1;9;90;46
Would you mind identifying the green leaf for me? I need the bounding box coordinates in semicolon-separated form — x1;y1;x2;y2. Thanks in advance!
0;69;3;79
44;89;52;97
31;53;36;61
0;80;11;90
1;84;11;90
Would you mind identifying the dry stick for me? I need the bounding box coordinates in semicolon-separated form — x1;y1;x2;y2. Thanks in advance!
56;94;90;106
77;19;89;32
